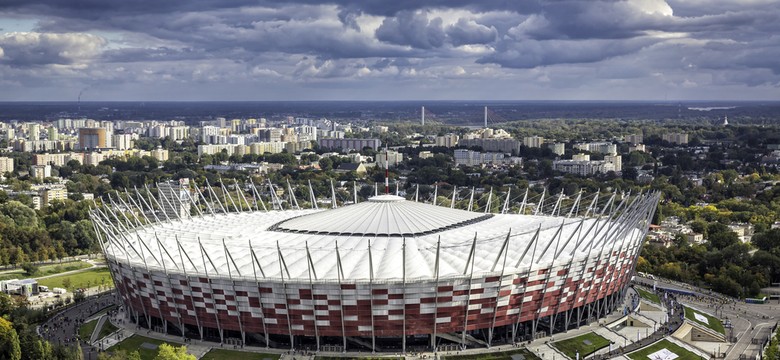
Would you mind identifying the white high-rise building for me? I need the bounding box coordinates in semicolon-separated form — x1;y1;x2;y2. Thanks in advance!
27;123;41;141
201;126;221;143
113;134;135;150
551;143;565;156
605;155;622;172
523;136;545;148
31;164;52;179
376;149;404;168
158;179;191;220
0;157;13;174
435;134;459;147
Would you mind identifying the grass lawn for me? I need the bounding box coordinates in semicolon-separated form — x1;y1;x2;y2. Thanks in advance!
316;358;403;360
627;339;704;360
97;321;119;339
38;267;113;291
440;348;541;360
108;335;183;360
38;261;93;276
0;261;92;281
201;349;281;360
683;306;725;334
552;332;611;359
636;288;660;304
78;319;98;341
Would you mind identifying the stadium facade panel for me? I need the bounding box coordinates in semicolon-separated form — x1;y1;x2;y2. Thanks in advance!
92;188;658;352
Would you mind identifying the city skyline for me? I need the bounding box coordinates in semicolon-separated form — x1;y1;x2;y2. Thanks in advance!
1;0;779;101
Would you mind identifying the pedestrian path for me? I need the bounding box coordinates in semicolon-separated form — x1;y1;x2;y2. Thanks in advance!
90;315;108;343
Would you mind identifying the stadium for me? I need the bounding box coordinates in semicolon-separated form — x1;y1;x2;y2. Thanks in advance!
90;182;659;353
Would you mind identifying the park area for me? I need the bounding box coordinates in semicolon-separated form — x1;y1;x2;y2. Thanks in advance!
201;349;280;360
316;357;403;360
636;288;660;304
551;332;611;359
78;319;99;341
440;348;541;360
683;306;725;334
37;267;113;291
0;261;92;281
108;334;184;360
628;339;704;360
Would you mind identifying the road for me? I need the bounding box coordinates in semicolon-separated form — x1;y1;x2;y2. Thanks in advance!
38;291;119;360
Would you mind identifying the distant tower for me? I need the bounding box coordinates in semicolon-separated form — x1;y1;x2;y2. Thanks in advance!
484;106;488;128
421;106;425;126
723;115;729;126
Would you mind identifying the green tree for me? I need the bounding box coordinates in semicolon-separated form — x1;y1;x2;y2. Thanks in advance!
20;263;38;276
0;292;13;315
0;317;21;360
18;326;53;360
154;344;196;360
707;223;739;250
0;201;39;228
752;228;780;252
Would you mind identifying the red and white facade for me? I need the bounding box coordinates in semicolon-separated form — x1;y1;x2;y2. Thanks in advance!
92;189;658;352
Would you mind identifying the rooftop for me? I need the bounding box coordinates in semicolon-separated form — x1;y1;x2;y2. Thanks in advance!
271;195;492;237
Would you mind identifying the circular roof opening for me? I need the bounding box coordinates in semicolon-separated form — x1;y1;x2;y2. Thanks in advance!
368;195;404;202
270;197;492;237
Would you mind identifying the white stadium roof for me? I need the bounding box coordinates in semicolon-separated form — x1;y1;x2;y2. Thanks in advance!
272;195;492;236
98;193;654;283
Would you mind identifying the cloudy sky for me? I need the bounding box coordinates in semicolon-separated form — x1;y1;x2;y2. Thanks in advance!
0;0;778;101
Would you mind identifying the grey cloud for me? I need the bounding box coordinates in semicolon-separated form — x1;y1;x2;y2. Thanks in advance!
375;11;446;49
510;1;670;40
1;0;543;19
338;7;362;31
0;32;105;66
2;0;780;100
479;37;658;69
446;19;497;46
34;6;416;61
369;57;416;71
100;47;204;63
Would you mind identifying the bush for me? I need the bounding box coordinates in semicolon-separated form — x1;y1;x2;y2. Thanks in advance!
21;263;38;276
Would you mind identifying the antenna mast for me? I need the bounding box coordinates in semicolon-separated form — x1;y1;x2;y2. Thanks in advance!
384;144;389;195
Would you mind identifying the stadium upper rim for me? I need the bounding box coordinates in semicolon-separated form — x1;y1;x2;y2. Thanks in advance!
90;184;660;283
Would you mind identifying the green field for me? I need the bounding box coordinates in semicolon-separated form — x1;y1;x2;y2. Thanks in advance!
108;335;183;360
683;306;725;334
636;288;660;304
0;261;92;281
552;332;611;359
628;339;704;360
440;348;541;360
97;321;119;339
78;319;99;341
37;267;113;291
316;358;403;360
201;349;281;360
